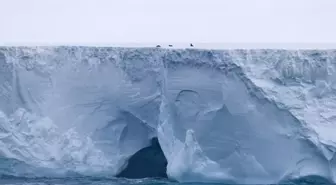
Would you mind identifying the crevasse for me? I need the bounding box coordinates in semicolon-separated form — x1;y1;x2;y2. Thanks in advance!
0;47;336;184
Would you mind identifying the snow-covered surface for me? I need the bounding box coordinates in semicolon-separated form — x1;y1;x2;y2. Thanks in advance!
2;43;336;49
1;47;336;184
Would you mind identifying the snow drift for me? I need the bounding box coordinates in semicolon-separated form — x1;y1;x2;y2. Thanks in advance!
0;47;336;184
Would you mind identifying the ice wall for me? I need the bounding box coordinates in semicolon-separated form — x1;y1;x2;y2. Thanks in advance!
0;47;336;184
158;50;336;183
0;47;162;177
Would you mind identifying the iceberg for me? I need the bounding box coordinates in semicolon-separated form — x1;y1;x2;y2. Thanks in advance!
0;47;336;184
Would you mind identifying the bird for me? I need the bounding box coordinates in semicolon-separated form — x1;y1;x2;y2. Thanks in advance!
168;45;173;47
156;45;161;48
190;43;194;47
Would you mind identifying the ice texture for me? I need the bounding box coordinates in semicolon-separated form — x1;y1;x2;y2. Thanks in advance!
0;47;336;184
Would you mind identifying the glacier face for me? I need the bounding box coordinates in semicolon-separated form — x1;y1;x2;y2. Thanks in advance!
0;47;336;183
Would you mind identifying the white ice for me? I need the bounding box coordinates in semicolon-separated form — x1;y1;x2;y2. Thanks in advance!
0;47;336;183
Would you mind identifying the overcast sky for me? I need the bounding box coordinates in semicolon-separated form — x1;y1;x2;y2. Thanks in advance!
0;0;336;46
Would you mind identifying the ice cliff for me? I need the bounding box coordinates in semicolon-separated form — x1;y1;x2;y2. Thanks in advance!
0;47;336;184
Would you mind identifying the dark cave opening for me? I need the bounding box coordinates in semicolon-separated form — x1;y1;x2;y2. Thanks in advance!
116;137;168;179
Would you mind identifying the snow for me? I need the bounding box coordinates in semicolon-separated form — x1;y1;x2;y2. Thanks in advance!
0;47;336;183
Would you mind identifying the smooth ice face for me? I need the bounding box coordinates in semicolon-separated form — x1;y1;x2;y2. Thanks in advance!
159;66;329;183
0;47;162;176
1;47;336;183
158;50;336;183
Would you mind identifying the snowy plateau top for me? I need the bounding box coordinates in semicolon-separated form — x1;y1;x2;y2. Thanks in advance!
1;46;336;184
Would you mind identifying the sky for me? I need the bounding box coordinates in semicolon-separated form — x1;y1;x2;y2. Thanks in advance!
0;0;336;47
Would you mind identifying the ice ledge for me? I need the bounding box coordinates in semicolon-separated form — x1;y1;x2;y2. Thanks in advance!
2;43;336;49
